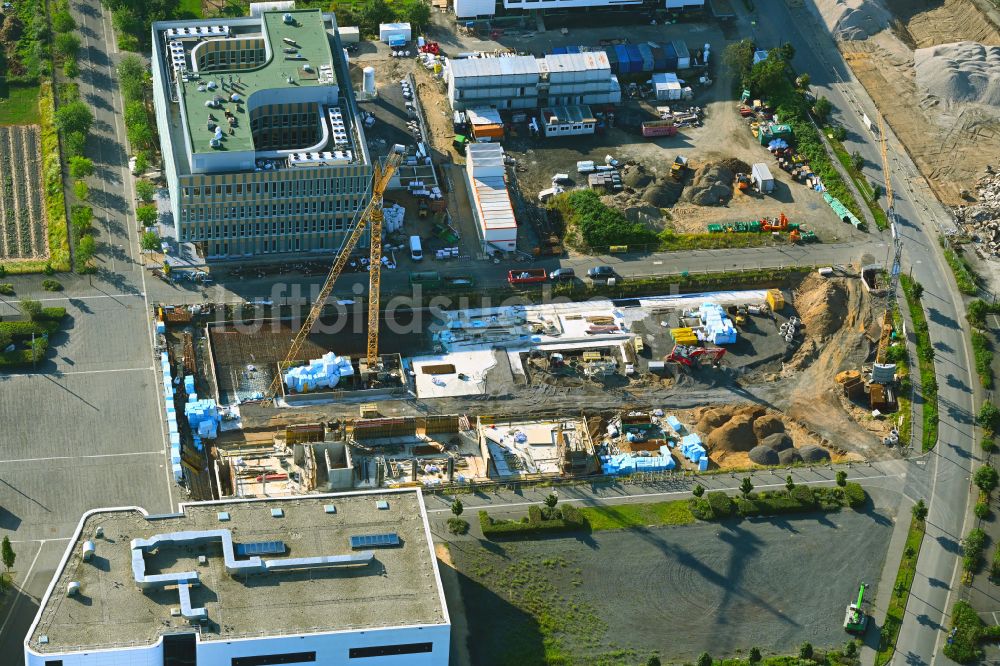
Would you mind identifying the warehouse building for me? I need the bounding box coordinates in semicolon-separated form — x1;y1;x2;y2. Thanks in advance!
540;105;597;137
152;9;373;259
455;0;705;19
24;489;450;666
447;52;621;111
465;143;517;253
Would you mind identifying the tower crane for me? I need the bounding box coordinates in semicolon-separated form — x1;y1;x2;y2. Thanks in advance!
876;113;903;365
265;144;405;404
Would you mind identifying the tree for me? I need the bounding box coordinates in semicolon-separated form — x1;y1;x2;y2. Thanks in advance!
133;152;151;175
398;0;430;31
850;150;865;172
544;493;558;509
65;130;87;158
912;499;928;522
785;475;795;492
1;536;14;573
974;464;999;493
127;122;155;152
112;7;143;37
977;402;1000;432
798;642;813;659
140;230;161;252
696;652;712;666
137;204;158;227
747;56;789;97
795;73;810;89
64;57;80;79
779;42;796;62
70;205;93;235
723;38;755;88
692;484;705;498
69;156;94;179
74;180;90;202
118;54;147;103
135;179;157;203
52;10;76;33
830;125;847;142
450;499;463;517
844;640;858;657
55;101;94;137
76;234;96;272
836;470;847;487
909;280;924;300
55;32;81;59
812;96;832;122
19;298;42;321
748;647;762;663
740;477;754;499
359;0;395;36
646;658;661;666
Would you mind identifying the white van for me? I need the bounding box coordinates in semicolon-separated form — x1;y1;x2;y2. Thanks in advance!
409;235;423;261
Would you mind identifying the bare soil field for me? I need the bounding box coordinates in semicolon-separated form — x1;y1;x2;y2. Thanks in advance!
831;0;1000;205
0;125;47;260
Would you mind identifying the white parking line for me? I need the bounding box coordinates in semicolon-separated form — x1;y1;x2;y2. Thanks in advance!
0;542;44;637
0;293;140;305
0;451;163;465
9;538;72;545
7;367;153;378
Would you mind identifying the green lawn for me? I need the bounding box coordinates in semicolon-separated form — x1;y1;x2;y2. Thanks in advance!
0;84;41;126
875;515;924;665
579;500;695;531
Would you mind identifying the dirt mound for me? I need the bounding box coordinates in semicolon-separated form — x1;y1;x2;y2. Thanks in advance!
642;182;681;207
799;444;832;462
793;274;850;340
705;413;757;452
753;415;785;440
915;42;1000;107
696;408;731;432
761;432;794;451
778;448;804;465
748;446;780;466
717;158;750;175
682;162;734;206
623;165;654;189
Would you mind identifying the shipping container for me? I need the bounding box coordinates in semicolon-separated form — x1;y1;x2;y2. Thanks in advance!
641;120;679;137
552;46;567;55
638;43;655;73
663;42;678;72
651;46;667;72
625;45;643;74
673;40;691;69
613;45;628;74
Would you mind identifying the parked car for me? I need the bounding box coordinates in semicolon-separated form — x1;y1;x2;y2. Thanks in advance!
587;265;616;280
549;268;575;282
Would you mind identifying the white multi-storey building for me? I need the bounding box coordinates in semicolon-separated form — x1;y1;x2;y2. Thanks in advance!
24;489;450;666
454;0;705;19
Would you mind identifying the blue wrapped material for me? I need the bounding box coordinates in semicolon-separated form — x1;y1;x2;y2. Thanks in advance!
699;457;710;471
600;451;675;475
169;433;181;446
156;321;166;334
566;45;580;54
172;463;184;482
614;45;629;73
638;43;654;72
663;41;678;71
680;434;706;463
185;399;221;440
552;46;567;55
625;45;642;73
666;415;683;433
184;375;195;394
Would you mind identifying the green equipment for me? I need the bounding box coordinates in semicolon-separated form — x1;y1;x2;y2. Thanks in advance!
453;135;468;155
843;582;868;634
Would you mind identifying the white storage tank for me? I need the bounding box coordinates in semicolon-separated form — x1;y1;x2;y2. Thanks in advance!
363;67;376;96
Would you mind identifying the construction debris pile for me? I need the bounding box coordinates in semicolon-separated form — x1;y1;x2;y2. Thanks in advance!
682;161;735;206
283;352;355;393
956;169;1000;254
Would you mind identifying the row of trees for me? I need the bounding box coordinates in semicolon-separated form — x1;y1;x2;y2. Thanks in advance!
334;0;431;38
51;1;81;79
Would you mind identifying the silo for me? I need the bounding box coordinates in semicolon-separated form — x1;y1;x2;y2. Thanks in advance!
363;66;377;96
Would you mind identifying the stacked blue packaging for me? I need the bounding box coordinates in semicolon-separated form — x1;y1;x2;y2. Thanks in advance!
699;303;737;345
666;415;684;434
680;434;706;463
185;399;221;440
184;375;195;394
161;352;184;482
600;449;676;475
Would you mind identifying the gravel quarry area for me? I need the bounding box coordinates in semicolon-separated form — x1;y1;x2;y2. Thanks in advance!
445;492;896;664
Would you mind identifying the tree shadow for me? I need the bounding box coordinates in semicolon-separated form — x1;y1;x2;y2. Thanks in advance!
927;307;960;330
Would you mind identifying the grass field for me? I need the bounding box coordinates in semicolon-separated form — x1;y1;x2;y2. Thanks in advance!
579;500;694;531
0;85;41;126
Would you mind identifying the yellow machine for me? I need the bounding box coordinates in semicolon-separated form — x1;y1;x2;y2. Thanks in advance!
265;145;405;403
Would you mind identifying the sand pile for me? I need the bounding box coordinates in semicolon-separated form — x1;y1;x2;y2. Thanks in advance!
753;415;785;440
915;42;1000;107
623;165;654;189
682;162;734;206
793;274;849;340
748;446;779;465
692;404;838;467
810;0;890;41
705;409;760;452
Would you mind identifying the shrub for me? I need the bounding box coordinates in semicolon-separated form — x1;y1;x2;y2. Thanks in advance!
975;502;990;520
42;279;62;292
968;299;989;328
735;497;760;516
0;265;5;278
135;179;157;203
963;528;988;573
446;517;469;535
790;484;816;506
706;491;734;518
974;465;999;493
548;190;658;250
73;180;89;201
689;498;713;521
479;505;585;539
0;284;13;296
843;483;866;509
20;298;42;320
978;403;1000;434
944;600;1000;662
692;484;704;498
836;470;848;486
68;156;94;179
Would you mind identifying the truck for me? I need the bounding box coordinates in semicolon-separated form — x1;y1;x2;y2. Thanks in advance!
641;120;678;138
507;268;548;285
843;583;868;634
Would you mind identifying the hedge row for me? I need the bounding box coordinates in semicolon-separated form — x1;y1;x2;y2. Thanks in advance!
944;601;1000;663
479;505;585;539
690;484;866;521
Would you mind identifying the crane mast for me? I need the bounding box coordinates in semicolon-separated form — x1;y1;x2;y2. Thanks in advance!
876;113;903;365
265;145;404;404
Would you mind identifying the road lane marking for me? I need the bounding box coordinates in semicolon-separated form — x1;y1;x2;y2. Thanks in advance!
7;366;153;378
0;293;141;305
0;451;163;465
426;472;903;513
9;538;72;545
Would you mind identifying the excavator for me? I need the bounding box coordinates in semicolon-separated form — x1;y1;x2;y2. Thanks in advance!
843;582;868;634
264;144;406;404
666;345;726;368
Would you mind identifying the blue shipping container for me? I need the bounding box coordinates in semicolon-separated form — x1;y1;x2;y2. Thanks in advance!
663;41;678;72
625;45;642;73
552;46;567;55
651;46;667;72
638;43;655;73
613;45;629;74
566;45;580;54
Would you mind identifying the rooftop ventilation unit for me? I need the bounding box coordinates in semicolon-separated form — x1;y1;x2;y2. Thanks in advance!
283;12;294;24
235;541;286;557
67;581;81;597
350;533;400;549
82;540;95;562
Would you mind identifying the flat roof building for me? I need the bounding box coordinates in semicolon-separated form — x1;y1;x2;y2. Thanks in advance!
465;143;517;253
455;0;705;19
152;9;374;259
24;489;450;666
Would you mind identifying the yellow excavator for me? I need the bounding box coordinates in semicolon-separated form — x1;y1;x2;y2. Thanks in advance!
264;144;405;404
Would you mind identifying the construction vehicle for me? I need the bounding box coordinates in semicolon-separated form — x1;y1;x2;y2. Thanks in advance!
670;155;688;181
666;345;726;368
726;304;748;327
761;212;791;232
418;199;429;219
265;145;406;404
734;173;752;192
843;583;868;634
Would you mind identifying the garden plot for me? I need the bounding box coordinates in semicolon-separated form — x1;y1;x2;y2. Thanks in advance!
0;125;46;261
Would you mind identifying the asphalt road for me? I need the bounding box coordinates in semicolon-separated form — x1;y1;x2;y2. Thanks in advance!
0;1;176;660
753;1;978;663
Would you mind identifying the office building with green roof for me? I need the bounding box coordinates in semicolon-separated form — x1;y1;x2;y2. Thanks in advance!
151;8;372;259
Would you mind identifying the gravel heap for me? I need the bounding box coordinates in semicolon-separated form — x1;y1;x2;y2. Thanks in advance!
761;433;794;452
682;162;734;206
956;169;1000;255
810;0;889;40
799;444;832;463
778;448;804;465
623;165;654;189
915;42;1000;107
749;446;780;466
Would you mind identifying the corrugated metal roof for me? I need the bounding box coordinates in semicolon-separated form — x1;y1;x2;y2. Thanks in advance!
467;141;504;166
466;107;503;126
541;51;610;74
473;176;517;230
450;55;538;79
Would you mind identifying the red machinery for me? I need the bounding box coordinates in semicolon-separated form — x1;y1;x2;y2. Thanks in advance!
419;41;440;55
761;212;790;232
666;345;727;368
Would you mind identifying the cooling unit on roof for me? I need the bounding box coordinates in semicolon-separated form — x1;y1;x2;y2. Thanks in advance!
235;540;287;557
349;533;400;549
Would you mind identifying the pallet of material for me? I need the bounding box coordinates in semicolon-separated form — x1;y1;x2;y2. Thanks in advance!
420;364;457;375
